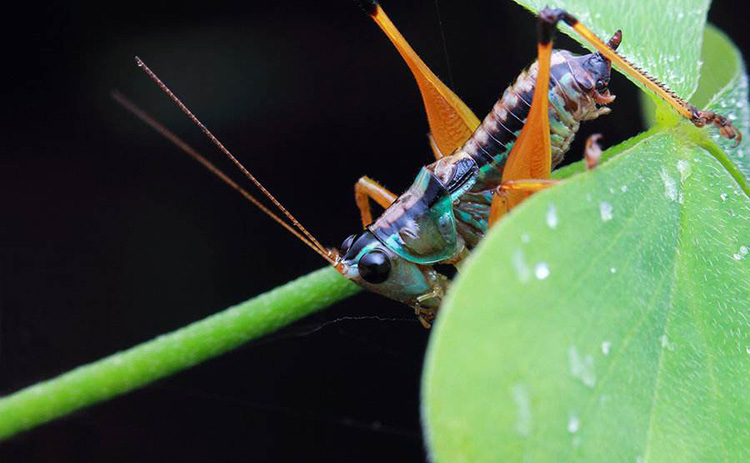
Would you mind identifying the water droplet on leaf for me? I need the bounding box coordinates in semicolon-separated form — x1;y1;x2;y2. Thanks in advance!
567;414;580;433
535;262;550;280
513;249;531;283
546;203;558;229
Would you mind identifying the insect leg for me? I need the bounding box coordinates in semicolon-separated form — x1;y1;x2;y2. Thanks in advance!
414;306;437;329
584;134;604;170
488;179;561;226
539;8;741;143
358;0;481;157
500;179;561;193
488;7;559;225
355;176;398;227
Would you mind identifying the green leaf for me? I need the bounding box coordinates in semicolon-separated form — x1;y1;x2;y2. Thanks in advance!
642;25;750;180
423;131;750;461
424;5;750;457
514;0;709;98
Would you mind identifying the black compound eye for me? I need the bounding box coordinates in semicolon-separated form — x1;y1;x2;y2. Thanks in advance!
596;79;606;92
340;234;356;255
358;250;391;284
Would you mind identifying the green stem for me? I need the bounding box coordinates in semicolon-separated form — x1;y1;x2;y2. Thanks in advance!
0;266;360;440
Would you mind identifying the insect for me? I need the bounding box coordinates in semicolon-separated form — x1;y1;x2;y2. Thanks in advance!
118;0;740;329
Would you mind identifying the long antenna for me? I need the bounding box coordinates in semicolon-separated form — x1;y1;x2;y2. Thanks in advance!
112;91;336;265
133;57;337;263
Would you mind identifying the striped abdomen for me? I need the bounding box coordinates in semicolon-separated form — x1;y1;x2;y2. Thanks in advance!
445;50;612;248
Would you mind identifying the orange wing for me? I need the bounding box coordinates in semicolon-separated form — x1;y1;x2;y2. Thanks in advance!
365;1;480;156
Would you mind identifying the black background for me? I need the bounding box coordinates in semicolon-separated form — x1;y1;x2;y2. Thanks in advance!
1;1;746;461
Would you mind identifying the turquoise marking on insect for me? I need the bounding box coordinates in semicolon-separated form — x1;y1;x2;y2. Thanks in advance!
371;168;459;265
